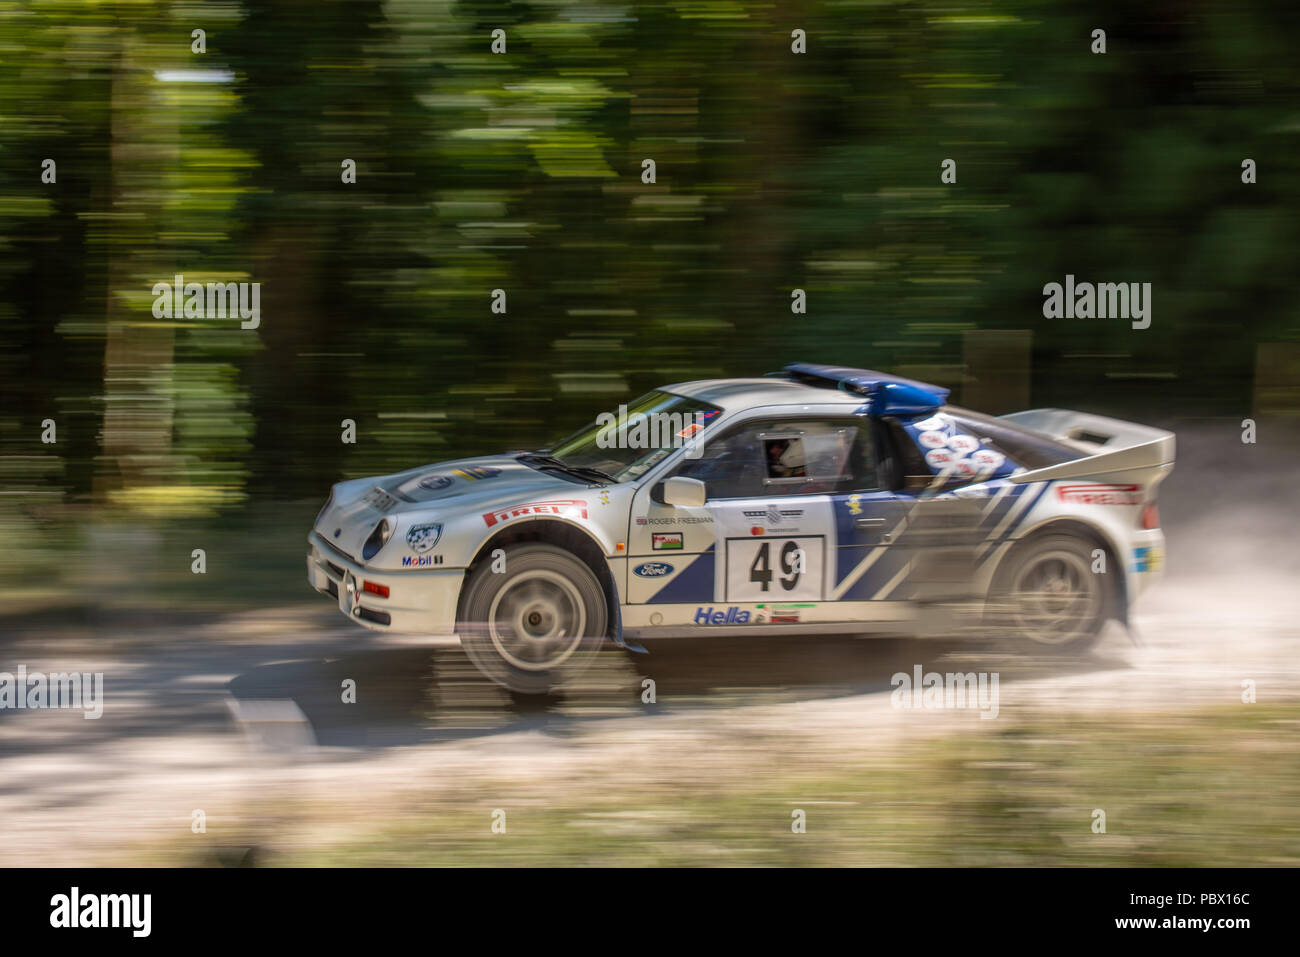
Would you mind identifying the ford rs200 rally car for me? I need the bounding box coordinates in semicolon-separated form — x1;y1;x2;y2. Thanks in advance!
307;363;1174;693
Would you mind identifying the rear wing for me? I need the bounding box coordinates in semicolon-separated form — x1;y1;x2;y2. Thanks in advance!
998;408;1175;485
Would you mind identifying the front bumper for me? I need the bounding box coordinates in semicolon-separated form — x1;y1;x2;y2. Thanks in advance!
306;532;463;634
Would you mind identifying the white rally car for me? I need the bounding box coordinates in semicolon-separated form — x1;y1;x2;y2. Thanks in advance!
308;363;1173;692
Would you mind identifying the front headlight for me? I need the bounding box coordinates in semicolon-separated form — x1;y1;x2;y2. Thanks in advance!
361;516;394;561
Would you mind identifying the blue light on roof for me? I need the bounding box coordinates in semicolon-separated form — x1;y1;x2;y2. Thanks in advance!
782;362;949;417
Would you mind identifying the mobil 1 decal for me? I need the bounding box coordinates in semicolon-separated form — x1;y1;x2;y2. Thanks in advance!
906;412;1017;484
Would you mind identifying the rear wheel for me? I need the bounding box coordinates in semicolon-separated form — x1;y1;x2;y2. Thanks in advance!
457;544;608;694
990;533;1110;653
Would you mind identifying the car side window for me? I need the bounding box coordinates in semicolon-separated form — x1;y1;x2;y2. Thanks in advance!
669;425;764;499
670;417;877;499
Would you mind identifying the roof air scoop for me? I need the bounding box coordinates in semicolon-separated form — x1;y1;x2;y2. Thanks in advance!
864;380;946;417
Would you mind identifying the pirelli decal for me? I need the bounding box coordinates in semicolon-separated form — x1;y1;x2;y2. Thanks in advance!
483;499;588;528
1056;483;1141;506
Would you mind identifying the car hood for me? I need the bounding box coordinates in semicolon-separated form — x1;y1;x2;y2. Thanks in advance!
380;455;584;507
316;454;589;560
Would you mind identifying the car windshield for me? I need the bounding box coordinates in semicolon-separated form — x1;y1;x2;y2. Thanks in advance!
544;391;724;482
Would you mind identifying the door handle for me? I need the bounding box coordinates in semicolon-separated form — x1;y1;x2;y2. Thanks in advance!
855;517;885;529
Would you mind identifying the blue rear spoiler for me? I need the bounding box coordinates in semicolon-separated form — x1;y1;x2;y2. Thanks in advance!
780;362;950;417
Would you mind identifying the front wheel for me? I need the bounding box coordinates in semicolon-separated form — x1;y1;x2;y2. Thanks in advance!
989;534;1110;653
457;544;609;694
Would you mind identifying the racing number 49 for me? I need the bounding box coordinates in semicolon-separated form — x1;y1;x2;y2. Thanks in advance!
749;540;803;592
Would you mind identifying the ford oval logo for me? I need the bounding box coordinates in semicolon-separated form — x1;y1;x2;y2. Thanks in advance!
633;561;674;578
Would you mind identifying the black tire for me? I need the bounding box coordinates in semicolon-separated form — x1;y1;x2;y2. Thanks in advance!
457;543;609;694
988;533;1111;653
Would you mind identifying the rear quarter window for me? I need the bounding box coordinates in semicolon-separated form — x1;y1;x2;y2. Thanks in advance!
941;406;1081;470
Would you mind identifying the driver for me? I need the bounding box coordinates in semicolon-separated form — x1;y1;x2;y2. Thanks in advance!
767;438;807;478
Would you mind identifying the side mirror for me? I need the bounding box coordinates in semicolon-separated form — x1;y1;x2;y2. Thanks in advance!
660;476;707;508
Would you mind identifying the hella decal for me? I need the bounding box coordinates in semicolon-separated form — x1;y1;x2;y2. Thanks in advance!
694;606;751;625
634;561;675;578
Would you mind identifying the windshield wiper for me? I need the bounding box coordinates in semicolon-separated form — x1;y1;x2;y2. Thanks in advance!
519;453;616;484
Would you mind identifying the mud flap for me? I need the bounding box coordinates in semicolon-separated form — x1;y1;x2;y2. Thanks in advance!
1117;587;1141;646
609;597;648;654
